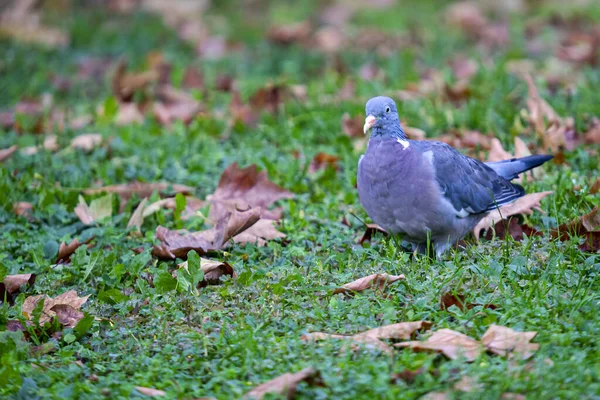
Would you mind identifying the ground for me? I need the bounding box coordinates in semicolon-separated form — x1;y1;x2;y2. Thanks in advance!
1;0;599;399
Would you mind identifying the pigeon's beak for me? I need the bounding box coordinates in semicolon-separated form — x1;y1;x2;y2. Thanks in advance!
363;115;376;134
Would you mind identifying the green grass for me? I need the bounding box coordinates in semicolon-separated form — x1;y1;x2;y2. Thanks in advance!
1;1;600;399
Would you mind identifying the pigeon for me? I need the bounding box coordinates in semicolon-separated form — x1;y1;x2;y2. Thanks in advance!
357;96;553;258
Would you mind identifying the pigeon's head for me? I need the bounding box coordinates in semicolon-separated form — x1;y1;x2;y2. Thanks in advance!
363;96;404;137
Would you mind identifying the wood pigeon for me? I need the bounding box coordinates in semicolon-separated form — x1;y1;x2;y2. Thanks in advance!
357;96;553;258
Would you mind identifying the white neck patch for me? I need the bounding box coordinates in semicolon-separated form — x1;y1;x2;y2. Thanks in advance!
397;138;410;150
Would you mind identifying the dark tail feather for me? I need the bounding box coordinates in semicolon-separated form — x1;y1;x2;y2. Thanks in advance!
485;154;554;181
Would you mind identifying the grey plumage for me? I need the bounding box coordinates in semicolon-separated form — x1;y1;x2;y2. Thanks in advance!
357;96;552;257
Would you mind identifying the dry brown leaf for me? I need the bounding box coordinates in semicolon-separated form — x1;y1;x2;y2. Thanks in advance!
302;321;430;355
341;113;364;138
84;182;194;203
0;145;18;162
1;274;36;296
309;152;339;174
584;118;600;144
178;258;235;288
590;177;600;195
487;137;538;182
152;206;261;260
244;367;322;400
152;85;202;125
358;223;389;244
333;273;405;295
445;2;487;37
182;67;204;89
21;135;59;156
74;194;113;225
135;386;166;397
301;331;392;354
484;217;538;242
481;324;539;360
267;21;312;45
57;238;88;263
358;321;432;341
473;191;553;238
524;75;578;152
0;0;69;48
71;134;103;152
556;32;598;66
501;393;526;400
13;202;33;218
114;102;145;125
112;59;158;102
395;329;482;362
552;206;600;252
208;163;294;223
22;290;89;327
232;219;286;246
127;198;148;233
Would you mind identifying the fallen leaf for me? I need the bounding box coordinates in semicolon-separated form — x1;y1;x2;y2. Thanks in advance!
182;66;204;89
21;135;59;155
0;0;69;47
249;83;289;114
445;1;487;37
358;223;388;244
390;367;428;384
453;375;482;392
473;191;553;238
267;21;312;45
395;329;482;362
71;133;103;151
302;321;430;355
309;152;339;174
152;85;202;125
333;273;405;295
1;274;36;296
115;102;145;125
244;367;322;400
51;304;84;328
152;206;261;260
57;238;89;263
22;290;89;327
232;218;286;246
590;177;600;194
524;75;579;151
127;198;149;233
484;217;537;242
208;163;294;223
0;145;18;162
501;393;526;400
341;113;364;138
556;32;598;66
135;386;166;397
178;258;235;288
83;182;194;203
357;321;432;341
359;62;383;80
13;202;33;218
552;206;600;252
584;118;600;144
481;324;539;360
112;59;158;102
74;194;113;225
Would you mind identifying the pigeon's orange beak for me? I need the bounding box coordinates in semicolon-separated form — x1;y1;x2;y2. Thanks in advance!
363;115;376;134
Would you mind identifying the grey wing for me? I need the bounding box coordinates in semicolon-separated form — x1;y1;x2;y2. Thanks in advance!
429;142;525;214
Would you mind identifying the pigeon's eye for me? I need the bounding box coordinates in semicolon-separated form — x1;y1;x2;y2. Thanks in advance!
385;106;390;113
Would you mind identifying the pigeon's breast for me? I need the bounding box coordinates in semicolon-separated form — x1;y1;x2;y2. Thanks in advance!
357;140;454;240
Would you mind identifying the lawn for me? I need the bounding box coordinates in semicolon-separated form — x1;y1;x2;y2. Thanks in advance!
1;0;599;399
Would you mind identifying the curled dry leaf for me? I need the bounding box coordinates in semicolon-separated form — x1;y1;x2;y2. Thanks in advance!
232;218;286;247
484;217;537;242
590;178;600;195
127;198;149;233
182;66;204;89
0;145;18;162
152;206;262;260
244;367;322;400
1;274;36;298
112;59;158;102
74;194;113;225
524;75;578;152
22;290;90;327
57;238;90;263
208;163;294;223
395;329;482;362
302;321;431;355
0;0;69;48
552;206;600;252
71;133;103;152
358;223;388;245
481;324;539;360
333;273;405;295
134;386;166;397
178;258;235;287
473;191;553;239
341;113;364;138
13;202;33;218
84;182;194;203
309;152;339;174
266;21;312;45
584;118;600;145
